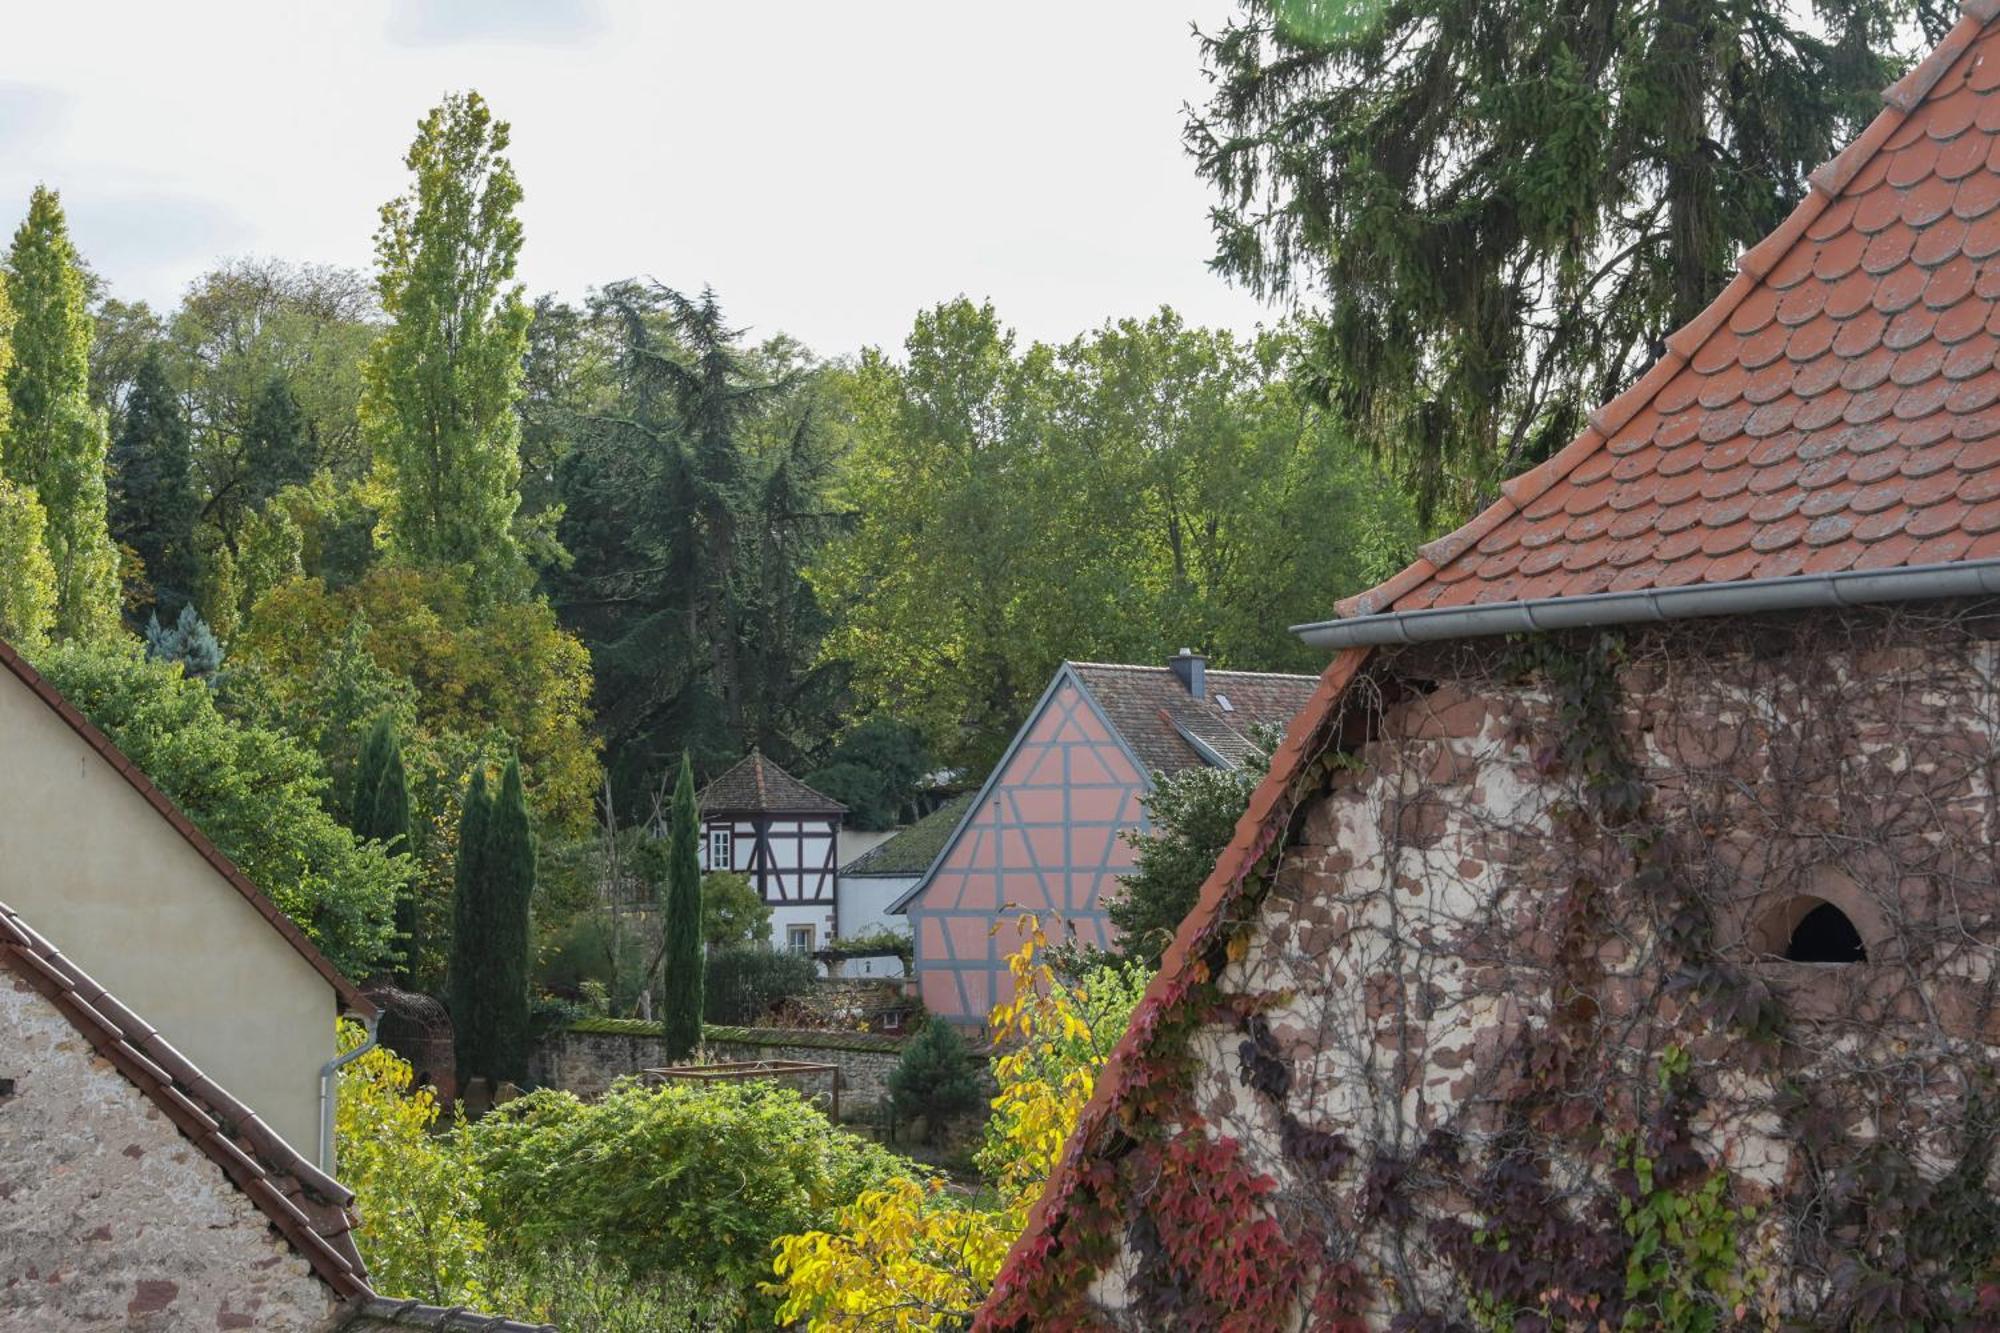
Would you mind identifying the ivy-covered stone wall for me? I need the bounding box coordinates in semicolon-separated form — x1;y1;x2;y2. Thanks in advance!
1001;602;2000;1330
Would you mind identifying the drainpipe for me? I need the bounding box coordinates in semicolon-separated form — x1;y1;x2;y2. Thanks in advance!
318;1012;379;1175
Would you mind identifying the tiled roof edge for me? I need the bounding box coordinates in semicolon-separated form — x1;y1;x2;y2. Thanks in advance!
0;900;370;1300
1323;8;1989;625
0;640;372;1017
1883;11;1984;110
343;1298;556;1332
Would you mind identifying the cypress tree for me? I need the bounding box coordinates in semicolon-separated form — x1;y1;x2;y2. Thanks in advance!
448;766;493;1080
244;372;312;506
352;715;415;982
4;186;119;640
660;751;705;1061
484;756;536;1083
110;348;199;619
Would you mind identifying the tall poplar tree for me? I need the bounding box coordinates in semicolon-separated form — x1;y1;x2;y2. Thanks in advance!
448;765;493;1079
1187;0;1921;521
362;91;532;593
0;479;55;650
484;756;536;1083
351;715;415;982
4;186;118;639
110;348;199;619
660;751;704;1062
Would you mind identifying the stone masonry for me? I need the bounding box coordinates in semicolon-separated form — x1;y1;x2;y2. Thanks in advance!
1080;605;2000;1325
0;968;347;1330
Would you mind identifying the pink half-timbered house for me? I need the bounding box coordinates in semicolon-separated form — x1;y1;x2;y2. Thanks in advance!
698;750;845;955
893;652;1316;1024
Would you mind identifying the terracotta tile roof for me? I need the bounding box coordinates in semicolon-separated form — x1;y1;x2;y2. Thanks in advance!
0;639;372;1018
1;899;553;1331
1068;662;1319;776
1331;1;2000;624
0;898;371;1299
699;748;846;816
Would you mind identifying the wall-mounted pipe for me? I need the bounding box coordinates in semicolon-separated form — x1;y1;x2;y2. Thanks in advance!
318;1011;379;1174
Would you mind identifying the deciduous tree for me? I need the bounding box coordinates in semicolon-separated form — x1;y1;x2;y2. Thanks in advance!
34;641;402;975
362;91;532;592
0;478;55;650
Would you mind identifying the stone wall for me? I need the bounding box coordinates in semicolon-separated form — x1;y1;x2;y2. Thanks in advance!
1074;606;2000;1327
0;971;346;1330
532;1019;910;1117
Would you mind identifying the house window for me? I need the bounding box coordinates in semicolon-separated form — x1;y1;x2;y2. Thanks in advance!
708;827;732;872
787;924;814;954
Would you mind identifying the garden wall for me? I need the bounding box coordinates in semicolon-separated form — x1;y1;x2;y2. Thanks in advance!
531;1018;910;1117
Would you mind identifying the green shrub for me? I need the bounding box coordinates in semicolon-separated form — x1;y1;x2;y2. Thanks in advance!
455;1077;911;1305
888;1017;983;1144
483;1244;744;1331
705;945;817;1025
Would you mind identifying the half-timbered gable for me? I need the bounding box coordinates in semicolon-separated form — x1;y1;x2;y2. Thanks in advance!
897;652;1316;1025
698;750;845;953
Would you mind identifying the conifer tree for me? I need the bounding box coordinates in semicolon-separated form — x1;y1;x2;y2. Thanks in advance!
352;715;415;982
660;751;705;1061
362;92;532;593
448;766;493;1079
110;348;199;619
3;186;118;639
483;756;536;1083
888;1017;982;1145
1187;0;1918;520
244;372;313;507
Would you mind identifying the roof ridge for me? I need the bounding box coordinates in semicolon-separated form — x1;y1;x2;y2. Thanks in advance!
0;640;372;1017
1066;659;1318;681
1329;0;2000;625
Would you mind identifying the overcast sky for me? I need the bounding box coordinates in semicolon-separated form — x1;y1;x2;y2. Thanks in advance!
0;0;1277;357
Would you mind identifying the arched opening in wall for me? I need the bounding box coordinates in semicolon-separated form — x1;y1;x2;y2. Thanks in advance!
1757;895;1867;963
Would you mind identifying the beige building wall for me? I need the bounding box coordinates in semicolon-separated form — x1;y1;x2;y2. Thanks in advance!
0;670;337;1154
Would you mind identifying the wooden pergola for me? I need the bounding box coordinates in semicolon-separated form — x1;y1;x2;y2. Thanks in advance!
643;1059;842;1122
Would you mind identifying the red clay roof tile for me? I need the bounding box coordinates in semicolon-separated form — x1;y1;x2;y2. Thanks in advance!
1326;6;2000;625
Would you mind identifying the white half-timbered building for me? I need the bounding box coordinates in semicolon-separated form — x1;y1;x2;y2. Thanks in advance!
698;750;845;955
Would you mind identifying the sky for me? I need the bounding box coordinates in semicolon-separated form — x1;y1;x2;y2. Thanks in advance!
0;0;1278;358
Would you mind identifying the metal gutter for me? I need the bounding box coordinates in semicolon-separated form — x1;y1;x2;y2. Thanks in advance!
1291;559;2000;649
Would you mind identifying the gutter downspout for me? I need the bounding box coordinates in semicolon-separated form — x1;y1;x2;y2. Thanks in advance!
318;1011;379;1175
1291;558;2000;649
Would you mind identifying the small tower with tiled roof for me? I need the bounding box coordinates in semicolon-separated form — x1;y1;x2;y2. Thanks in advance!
698;749;845;954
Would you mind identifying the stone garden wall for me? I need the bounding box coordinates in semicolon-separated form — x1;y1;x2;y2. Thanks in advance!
531;1019;910;1117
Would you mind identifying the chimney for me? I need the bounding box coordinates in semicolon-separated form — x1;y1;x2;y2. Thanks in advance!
1169;648;1206;699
